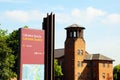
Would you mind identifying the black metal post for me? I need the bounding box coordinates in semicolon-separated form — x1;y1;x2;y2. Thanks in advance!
42;13;55;80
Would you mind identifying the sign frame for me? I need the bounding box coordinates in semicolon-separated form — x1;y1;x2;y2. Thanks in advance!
19;28;44;80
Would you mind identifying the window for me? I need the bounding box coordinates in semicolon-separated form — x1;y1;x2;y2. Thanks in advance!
78;61;80;67
59;61;62;66
87;62;91;67
87;72;91;78
102;73;105;79
77;49;83;55
93;72;96;78
74;31;77;37
78;73;82;79
78;61;83;67
78;72;81;77
93;62;96;67
70;32;72;37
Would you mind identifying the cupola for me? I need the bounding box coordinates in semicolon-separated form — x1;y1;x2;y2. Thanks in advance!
65;24;85;39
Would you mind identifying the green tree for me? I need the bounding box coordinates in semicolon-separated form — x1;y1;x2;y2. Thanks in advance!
114;64;120;80
23;25;28;28
6;30;19;75
0;29;16;80
6;26;28;76
54;59;63;77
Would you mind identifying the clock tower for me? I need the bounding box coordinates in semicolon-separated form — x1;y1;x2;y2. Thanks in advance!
64;24;87;80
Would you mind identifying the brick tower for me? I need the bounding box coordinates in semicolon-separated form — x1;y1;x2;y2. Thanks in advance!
64;24;87;80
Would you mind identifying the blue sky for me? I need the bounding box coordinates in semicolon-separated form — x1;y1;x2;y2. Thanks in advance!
0;0;120;66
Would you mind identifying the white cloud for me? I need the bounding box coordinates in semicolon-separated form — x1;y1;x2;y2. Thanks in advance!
86;7;106;17
4;10;45;23
71;7;106;23
102;13;120;25
56;7;106;25
2;7;120;27
5;10;30;22
85;7;106;21
71;7;106;18
56;6;120;27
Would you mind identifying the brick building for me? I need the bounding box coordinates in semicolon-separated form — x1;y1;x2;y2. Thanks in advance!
55;24;114;80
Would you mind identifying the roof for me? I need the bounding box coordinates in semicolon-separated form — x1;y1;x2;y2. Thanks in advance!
54;48;64;58
85;54;114;61
65;24;85;30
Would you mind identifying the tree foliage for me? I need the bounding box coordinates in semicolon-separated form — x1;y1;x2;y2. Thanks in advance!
114;64;120;80
0;29;16;80
54;59;63;77
6;26;28;75
6;30;19;74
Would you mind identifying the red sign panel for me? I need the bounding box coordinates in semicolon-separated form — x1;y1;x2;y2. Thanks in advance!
19;28;44;80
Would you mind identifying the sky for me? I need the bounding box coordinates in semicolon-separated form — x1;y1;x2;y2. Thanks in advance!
0;0;120;66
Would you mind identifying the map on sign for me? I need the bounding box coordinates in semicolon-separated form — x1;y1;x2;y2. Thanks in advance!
22;64;44;80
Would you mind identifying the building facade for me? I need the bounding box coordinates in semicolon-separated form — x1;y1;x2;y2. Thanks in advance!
55;24;114;80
